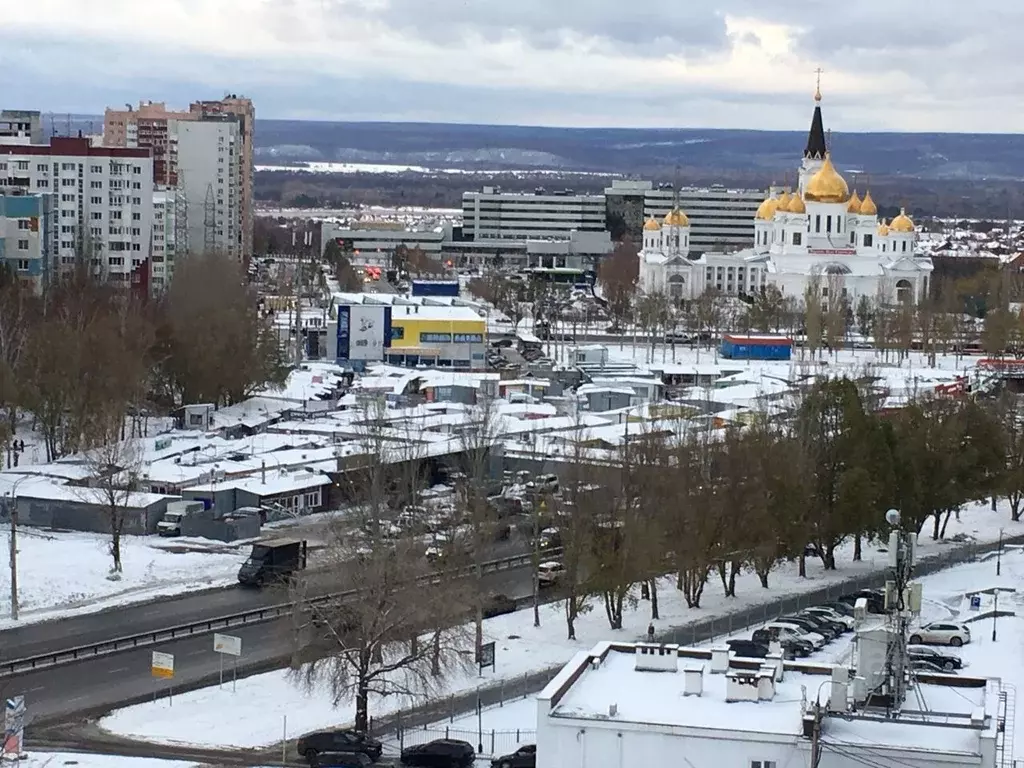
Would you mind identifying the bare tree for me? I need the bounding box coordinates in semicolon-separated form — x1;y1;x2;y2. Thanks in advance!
290;533;472;732
77;413;144;574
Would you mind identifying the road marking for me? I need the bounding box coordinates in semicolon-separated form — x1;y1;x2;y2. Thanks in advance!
108;665;131;673
26;685;46;693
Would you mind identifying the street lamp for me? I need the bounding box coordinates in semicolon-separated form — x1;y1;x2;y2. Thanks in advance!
7;474;31;621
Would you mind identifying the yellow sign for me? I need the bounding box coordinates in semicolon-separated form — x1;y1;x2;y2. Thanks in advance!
151;651;175;679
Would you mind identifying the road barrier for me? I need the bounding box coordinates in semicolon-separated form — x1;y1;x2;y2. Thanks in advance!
0;548;560;678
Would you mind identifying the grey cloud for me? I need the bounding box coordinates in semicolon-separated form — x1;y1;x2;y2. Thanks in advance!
325;0;731;58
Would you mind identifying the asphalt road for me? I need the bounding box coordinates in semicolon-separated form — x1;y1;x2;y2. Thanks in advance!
6;561;538;725
2;537;529;662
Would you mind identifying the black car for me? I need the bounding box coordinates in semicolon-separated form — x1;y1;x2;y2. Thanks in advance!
312;753;375;768
401;739;475;768
483;593;518;619
795;612;847;636
751;629;812;657
837;591;885;613
491;745;536;768
298;730;383;763
726;639;770;659
908;647;963;671
821;601;855;617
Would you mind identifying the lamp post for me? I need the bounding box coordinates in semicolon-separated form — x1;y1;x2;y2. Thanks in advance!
7;475;30;621
996;528;1004;577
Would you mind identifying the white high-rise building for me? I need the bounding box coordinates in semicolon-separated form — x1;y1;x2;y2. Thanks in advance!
151;189;177;289
174;118;240;259
462;186;606;241
0;136;154;286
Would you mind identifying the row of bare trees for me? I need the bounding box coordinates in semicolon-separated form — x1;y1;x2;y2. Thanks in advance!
0;254;287;462
285;381;1023;731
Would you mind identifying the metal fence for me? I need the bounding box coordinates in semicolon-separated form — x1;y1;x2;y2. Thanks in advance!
394;726;536;757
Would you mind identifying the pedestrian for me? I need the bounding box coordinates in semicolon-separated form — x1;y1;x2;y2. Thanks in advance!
647;622;655;642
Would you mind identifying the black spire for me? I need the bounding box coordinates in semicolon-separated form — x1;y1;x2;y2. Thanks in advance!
804;102;827;159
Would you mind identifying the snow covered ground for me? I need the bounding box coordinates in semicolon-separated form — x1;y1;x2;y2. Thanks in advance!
0;530;244;629
98;502;1017;751
16;754;204;768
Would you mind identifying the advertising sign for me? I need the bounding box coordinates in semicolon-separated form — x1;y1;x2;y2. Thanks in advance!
214;633;242;657
2;696;25;758
151;651;175;679
337;305;393;362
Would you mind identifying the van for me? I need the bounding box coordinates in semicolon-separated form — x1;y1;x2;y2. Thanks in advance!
537;561;565;587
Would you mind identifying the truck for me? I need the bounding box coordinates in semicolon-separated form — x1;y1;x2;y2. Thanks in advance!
156;500;206;537
237;538;308;587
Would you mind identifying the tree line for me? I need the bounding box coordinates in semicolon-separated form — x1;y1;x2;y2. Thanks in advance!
0;254;286;461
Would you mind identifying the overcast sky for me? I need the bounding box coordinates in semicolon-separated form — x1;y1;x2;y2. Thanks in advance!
2;0;1020;131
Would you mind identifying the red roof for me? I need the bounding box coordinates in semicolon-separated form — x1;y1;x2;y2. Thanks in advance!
1;137;150;159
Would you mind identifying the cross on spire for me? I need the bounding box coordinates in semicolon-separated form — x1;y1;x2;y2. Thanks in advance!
814;68;823;102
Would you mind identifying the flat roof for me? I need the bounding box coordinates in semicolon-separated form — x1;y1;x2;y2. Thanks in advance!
545;645;990;755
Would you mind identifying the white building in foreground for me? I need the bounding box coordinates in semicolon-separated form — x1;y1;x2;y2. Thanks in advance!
639;87;934;306
537;641;1004;768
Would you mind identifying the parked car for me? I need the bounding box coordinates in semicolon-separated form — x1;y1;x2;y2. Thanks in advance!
483;593;518;619
803;606;855;629
762;622;826;650
820;601;855;618
794;611;847;637
911;659;955;675
491;745;536;768
908;646;963;671
751;629;813;657
909;622;971;647
297;730;383;763
777;616;836;643
726;639;770;659
837;590;885;614
401;739;475;768
311;752;375;768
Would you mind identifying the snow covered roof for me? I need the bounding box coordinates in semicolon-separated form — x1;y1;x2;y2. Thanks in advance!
184;467;332;497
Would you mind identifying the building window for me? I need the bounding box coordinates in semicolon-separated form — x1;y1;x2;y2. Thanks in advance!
90;165;102;174
902;240;908;252
36;179;48;188
751;762;777;768
132;212;141;221
16;220;29;230
792;232;802;246
16;240;29;251
91;212;102;220
90;181;102;189
303;490;321;508
61;178;76;187
61;163;75;171
825;216;832;233
864;234;873;248
16;259;29;271
815;215;821;233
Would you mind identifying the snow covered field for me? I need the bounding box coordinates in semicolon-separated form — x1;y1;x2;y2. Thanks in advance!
0;530;244;629
17;755;205;768
98;502;1018;751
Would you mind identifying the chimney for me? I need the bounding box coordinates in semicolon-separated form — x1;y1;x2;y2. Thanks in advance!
608;703;618;717
829;666;850;713
683;665;704;697
710;646;730;674
757;667;776;701
634;643;678;673
725;671;759;703
766;652;784;682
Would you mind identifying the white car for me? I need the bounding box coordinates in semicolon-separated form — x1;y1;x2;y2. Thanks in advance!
766;622;826;650
909;622;971;647
537;561;566;586
804;606;855;629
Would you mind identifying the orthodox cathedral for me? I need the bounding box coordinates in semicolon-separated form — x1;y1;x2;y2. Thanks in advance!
638;87;933;306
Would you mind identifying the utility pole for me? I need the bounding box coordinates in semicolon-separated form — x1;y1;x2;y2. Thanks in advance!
8;491;18;621
997;528;1003;576
884;508;916;716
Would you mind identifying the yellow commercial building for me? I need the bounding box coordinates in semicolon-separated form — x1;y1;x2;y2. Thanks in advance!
386;304;486;369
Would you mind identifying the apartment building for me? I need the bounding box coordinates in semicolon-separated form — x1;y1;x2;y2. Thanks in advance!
104;96;254;261
0;110;43;145
462;186;606;241
176;119;241;259
0;191;53;292
152;189;177;289
0;137;154;287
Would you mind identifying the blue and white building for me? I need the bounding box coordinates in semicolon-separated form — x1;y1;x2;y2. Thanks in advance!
0;191;53;292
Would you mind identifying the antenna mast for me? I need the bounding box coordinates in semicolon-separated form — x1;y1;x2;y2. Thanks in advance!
883;508;918;717
203;183;217;254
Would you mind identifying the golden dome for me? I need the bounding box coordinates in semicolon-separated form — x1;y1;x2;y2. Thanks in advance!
755;197;779;221
787;193;806;213
804;153;850;204
889;208;915;233
860;190;878;216
663;207;689;227
877;219;890;236
847;190;862;214
643;216;661;231
775;191;792;214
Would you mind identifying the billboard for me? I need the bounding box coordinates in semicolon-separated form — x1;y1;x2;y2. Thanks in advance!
337;304;392;362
